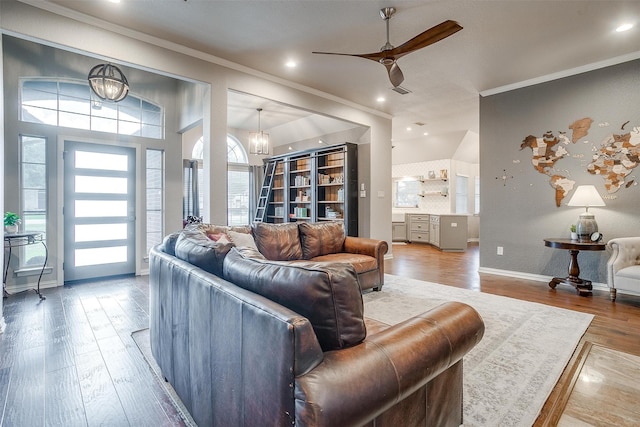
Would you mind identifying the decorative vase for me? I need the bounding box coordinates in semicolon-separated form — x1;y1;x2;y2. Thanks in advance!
5;224;18;234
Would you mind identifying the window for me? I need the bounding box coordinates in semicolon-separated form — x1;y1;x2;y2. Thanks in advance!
227;136;249;226
20;78;164;139
146;149;164;254
474;176;480;215
20;135;47;267
394;178;420;208
187;135;250;225
455;175;468;214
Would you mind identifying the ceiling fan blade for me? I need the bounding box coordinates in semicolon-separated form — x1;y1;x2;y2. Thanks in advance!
386;62;404;87
389;20;462;59
312;50;387;63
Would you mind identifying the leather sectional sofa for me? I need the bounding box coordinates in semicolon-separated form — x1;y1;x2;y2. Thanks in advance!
149;222;484;426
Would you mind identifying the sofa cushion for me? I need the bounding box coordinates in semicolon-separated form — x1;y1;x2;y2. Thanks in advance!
224;247;366;351
310;253;378;274
252;222;303;261
299;221;346;259
159;231;181;256
174;229;235;277
227;230;259;250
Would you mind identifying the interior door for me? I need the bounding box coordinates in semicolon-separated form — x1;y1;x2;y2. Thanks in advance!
63;141;136;282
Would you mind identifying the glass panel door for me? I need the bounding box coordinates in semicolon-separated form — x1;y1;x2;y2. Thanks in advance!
63;141;136;282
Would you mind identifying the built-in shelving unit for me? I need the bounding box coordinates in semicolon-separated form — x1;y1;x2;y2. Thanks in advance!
259;143;358;236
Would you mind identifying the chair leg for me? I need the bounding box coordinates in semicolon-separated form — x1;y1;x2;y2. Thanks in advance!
610;288;617;302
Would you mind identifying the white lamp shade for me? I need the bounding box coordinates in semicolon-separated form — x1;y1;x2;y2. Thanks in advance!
567;185;605;208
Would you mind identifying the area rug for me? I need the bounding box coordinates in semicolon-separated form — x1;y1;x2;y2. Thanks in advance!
363;274;594;427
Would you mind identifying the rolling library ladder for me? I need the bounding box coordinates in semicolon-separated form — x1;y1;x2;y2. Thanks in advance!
253;143;358;236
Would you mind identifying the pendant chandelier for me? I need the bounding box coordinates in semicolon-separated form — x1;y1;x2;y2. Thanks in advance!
88;63;129;102
249;108;269;155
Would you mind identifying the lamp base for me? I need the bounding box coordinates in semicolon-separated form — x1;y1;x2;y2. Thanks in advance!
576;212;598;242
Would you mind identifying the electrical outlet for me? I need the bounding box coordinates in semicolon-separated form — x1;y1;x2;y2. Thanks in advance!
497;246;504;256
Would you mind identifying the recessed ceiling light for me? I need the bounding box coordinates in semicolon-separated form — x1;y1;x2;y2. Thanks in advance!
318;139;324;144
285;60;297;68
376;96;385;103
108;0;121;3
406;127;412;131
423;132;429;136
616;23;633;32
288;146;293;150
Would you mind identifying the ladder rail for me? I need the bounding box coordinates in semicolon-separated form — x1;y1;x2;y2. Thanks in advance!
254;160;277;222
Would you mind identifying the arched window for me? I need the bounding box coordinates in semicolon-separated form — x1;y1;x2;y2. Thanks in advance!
187;135;250;225
20;78;164;139
227;135;248;164
226;136;250;225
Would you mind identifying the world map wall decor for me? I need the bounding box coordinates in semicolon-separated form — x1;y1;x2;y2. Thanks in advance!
520;118;639;206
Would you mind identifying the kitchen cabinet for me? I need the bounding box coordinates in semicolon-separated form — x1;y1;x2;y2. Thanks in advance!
406;214;430;244
392;222;407;241
430;214;468;252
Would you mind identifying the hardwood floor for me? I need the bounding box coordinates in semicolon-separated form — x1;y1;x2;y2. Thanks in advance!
386;242;640;426
0;276;186;427
0;242;638;426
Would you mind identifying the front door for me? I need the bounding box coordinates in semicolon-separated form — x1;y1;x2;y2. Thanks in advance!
63;141;136;282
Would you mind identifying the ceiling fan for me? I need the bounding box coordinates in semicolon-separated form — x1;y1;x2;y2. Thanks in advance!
313;7;462;88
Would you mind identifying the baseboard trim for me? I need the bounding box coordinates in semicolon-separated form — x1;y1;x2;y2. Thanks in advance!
477;267;608;290
4;279;59;295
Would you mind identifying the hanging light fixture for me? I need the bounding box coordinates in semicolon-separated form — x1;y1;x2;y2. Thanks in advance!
88;63;129;102
249;108;270;155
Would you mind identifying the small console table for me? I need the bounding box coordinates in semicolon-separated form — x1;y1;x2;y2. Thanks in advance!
544;238;606;296
3;231;48;300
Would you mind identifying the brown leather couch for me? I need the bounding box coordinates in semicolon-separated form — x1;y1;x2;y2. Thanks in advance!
178;221;388;291
149;235;485;427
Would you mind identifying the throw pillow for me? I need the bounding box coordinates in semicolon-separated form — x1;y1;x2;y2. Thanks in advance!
223;247;365;351
299;221;346;259
174;231;234;278
252;222;303;261
227;230;259;250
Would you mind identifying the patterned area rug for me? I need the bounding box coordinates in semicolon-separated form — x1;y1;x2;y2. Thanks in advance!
363;274;594;427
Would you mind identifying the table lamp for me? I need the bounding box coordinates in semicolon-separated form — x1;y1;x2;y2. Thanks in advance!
567;185;605;242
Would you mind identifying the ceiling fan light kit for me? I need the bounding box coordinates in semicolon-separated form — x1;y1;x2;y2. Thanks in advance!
313;7;462;88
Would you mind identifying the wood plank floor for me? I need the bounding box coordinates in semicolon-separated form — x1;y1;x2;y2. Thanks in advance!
0;276;187;427
386;242;640;426
1;242;638;426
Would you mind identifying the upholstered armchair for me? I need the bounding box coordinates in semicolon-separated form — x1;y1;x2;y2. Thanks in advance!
606;237;640;301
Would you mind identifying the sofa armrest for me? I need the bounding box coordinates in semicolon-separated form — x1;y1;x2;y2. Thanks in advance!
607;237;640;285
294;301;484;427
344;237;389;284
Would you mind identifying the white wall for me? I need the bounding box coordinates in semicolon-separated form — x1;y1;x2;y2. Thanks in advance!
1;0;393;246
0;35;5;333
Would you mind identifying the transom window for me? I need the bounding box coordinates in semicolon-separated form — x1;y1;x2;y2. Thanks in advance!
20;78;164;139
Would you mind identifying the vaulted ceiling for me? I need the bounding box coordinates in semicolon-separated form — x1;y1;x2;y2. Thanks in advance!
38;0;640;151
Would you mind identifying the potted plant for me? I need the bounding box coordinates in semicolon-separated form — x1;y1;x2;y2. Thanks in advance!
4;212;21;234
570;224;578;241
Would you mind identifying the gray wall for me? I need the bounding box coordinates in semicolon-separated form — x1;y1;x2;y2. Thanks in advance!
480;59;640;284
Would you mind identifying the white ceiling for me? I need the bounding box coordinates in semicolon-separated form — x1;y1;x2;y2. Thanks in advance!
43;0;640;147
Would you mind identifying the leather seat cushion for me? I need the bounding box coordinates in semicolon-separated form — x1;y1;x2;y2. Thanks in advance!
224;246;366;351
310;253;378;274
298;221;346;259
252;222;303;261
